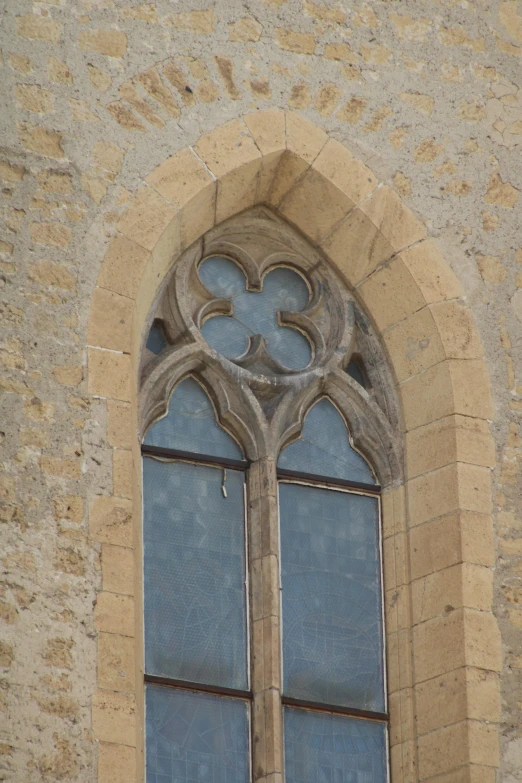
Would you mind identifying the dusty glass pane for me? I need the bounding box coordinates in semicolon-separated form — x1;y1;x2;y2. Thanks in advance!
147;324;167;355
284;707;387;783
144;459;248;690
278;398;376;484
146;685;250;783
280;483;385;712
199;256;311;370
143;377;242;459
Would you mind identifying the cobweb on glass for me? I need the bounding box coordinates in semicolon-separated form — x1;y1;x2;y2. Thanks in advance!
284;707;387;783
143;377;242;459
146;685;250;783
198;256;312;370
280;483;385;712
277;398;376;484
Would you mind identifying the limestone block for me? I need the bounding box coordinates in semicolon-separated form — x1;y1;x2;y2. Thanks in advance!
357;256;427;332
107;400;133;449
98;743;136;783
113;450;133;499
40;457;80;480
408;462;492;526
416;667;500;736
194;118;260;179
276;28;316;55
387;628;414;694
430;300;483;359
31;222;71;249
97;235;150;300
322;208;395;286
399;240;463;303
286;112;328;164
88;288;133;353
383;307;446;382
17;14;62;43
411;563;493;625
97;632;135;691
18;124;63;158
406;415;496;479
92;689;136;746
381;484;406;538
87;348;131;401
94;592;135;637
89;495;133;547
410;511;494;580
413;609;501;683
358;185;427;253
117;187;177;252
245;109;286;156
78;29;127;58
418;721;499;779
388;688;414;747
101;544;134;596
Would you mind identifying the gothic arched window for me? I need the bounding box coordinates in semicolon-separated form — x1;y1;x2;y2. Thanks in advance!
140;208;401;783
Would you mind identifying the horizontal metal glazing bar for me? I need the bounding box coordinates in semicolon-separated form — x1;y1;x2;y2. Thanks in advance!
144;673;252;700
282;696;388;722
277;468;381;495
141;443;250;471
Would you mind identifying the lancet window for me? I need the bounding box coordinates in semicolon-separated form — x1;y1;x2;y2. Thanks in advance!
139;208;401;783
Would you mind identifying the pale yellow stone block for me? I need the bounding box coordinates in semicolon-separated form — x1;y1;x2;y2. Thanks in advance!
107;400;132;449
322;207;395;286
413;609;501;683
102;544;134;596
180;182;215;249
357;256;427;332
98;743;137;783
430;300;483;359
418;721;499;779
146;147;214;206
381;484;406;538
98;632;135;692
448;359;494;420
78;29;127;58
17;14;62;43
285;112;328;163
88;288;133;353
421;765;496;783
117;187;178;252
383;533;409;591
216;158;262;223
97;235;151;300
279;167;355;243
266;151;309;206
92;689;136;746
113;450;133;499
387;628;413;694
313;138;378;206
194;118;261;179
390;739;416;783
94;592;135;637
244;109;286;155
358;185;426;254
88;348;131;401
385;583;411;633
398;239;463;303
400;359;493;431
89;495;133;547
411;563;493;625
406;415;496;479
415;667;500;736
410;511;494;580
383;307;446;382
388;688;414;747
408;462;492;526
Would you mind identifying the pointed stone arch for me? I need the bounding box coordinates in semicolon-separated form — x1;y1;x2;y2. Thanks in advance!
87;110;500;783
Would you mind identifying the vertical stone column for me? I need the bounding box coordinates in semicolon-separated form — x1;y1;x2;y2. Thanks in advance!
248;458;283;783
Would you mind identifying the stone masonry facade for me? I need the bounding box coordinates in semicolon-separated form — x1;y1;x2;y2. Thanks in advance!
1;1;522;782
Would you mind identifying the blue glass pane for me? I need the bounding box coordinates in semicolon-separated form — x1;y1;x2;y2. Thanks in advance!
199;256;311;370
144;377;242;459
280;483;385;712
347;359;367;389
146;685;249;783
278;398;376;484
284;707;387;783
144;459;248;689
147;324;167;355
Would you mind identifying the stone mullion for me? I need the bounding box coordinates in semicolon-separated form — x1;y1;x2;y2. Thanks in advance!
248;458;283;783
